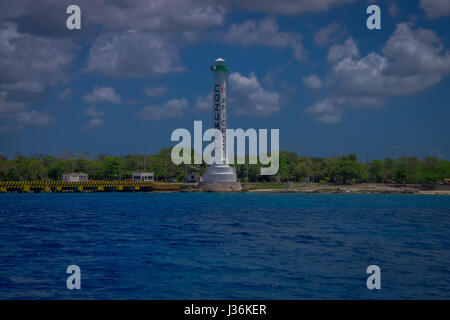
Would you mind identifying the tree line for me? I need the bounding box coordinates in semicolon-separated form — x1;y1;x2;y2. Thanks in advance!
0;148;449;185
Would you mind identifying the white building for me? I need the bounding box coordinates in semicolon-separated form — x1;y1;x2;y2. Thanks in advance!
132;172;154;181
62;172;88;182
185;165;201;183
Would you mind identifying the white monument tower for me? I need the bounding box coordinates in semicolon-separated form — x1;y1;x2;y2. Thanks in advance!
201;58;241;191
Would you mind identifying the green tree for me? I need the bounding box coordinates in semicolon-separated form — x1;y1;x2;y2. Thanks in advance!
330;154;367;184
101;157;121;179
417;167;441;186
393;162;411;184
368;159;384;183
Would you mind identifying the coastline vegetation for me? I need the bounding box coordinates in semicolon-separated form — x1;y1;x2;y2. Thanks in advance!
0;148;449;186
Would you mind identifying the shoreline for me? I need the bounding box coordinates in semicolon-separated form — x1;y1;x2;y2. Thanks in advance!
1;182;449;195
244;189;450;195
179;183;450;195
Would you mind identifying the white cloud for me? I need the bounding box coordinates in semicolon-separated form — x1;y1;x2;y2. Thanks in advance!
327;37;359;63
85;118;104;129
306;99;341;124
223;17;305;60
138;98;188;120
420;0;450;19
85;106;104;118
235;0;356;15
0;23;76;88
228;72;282;116
82;0;227;31
84;87;123;104
314;22;346;47
17;110;52;128
84;104;105;129
0;81;44;93
195;93;212;111
302;74;323;89
196;72;283;115
86;30;183;77
0;92;26;119
307;23;450;123
0;22;76;129
0;0;228;34
329;25;450;98
382;23;450;77
145;85;167;97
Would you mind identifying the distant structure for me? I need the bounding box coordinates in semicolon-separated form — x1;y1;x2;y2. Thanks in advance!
62;172;88;182
185;165;201;183
132;172;154;181
200;58;242;192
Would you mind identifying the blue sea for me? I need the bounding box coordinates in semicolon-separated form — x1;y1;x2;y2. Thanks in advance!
0;193;449;299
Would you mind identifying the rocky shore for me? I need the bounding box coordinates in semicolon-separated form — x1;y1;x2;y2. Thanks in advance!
179;183;450;194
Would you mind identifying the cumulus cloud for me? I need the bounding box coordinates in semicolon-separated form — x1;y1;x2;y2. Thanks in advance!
145;85;168;97
195;72;282;115
0;92;26;120
195;93;212;111
83;0;227;31
329;25;450;98
84;87;123;104
0;0;82;37
228;72;282;116
85;106;104;118
382;24;450;77
0;1;226;128
314;22;346;47
302;74;323;89
138;98;188;120
85;30;183;77
17;110;52;128
327;37;359;63
85;118;104;129
0;22;76;129
0;82;44;93
0;23;76;88
83;104;106;129
307;96;385;124
223;17;305;60
234;0;356;15
0;0;227;35
306;99;341;124
82;87;133;128
307;23;450;123
420;0;450;19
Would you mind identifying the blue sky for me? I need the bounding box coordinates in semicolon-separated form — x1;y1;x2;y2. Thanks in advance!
1;0;450;160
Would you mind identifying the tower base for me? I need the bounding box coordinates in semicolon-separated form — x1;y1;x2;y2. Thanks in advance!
200;164;242;192
202;164;237;182
199;181;242;192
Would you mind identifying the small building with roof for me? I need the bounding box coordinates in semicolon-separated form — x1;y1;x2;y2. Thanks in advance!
62;172;88;182
185;165;201;183
132;172;154;181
